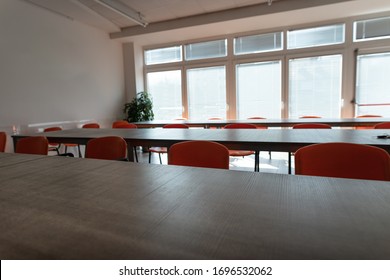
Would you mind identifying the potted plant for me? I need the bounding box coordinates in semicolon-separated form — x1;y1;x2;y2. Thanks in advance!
123;91;154;122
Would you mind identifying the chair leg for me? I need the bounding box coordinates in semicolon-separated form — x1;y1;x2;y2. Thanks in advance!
269;151;272;159
133;146;139;162
148;151;152;163
254;151;260;172
288;152;292;174
158;153;162;164
77;145;82;158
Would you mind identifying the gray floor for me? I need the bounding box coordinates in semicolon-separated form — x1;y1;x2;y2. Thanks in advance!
62;145;293;174
145;150;293;174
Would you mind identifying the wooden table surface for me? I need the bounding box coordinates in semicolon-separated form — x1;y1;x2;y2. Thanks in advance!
0;153;390;259
12;128;390;162
134;117;390;128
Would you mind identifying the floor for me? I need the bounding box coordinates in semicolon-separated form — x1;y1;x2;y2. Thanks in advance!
62;145;293;174
145;150;293;174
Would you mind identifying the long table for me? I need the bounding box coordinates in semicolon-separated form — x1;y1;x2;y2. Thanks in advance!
0;152;390;259
12;128;390;171
134;117;390;128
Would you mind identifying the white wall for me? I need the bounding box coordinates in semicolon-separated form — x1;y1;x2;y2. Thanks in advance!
0;0;125;141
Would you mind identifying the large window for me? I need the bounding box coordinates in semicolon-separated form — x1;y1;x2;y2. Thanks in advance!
289;55;342;118
147;70;182;120
355;52;390;117
187;66;227;120
236;61;282;119
144;13;390;120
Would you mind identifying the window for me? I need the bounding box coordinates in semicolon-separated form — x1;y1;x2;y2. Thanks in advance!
354;16;390;41
147;70;182;120
289;55;342;118
287;24;345;49
355;52;390;117
236;61;282;119
187;66;227;120
185;39;227;61
145;46;182;65
234;32;283;55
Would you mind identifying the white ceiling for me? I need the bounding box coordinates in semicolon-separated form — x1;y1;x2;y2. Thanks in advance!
23;0;390;45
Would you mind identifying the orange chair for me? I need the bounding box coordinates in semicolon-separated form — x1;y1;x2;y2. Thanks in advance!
114;123;138;129
168;140;229;169
224;123;258;171
149;124;189;164
292;123;332;129
112;122;138;161
0;132;6;152
289;123;332;174
374;122;390;129
299;115;322;118
208;117;223;129
85;136;127;161
82;123;100;128
15;136;49;155
355;115;382;130
44;127;81;157
112;120;130;128
295;142;390;181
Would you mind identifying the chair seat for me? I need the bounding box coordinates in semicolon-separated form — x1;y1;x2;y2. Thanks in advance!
149;147;167;153
228;150;255;157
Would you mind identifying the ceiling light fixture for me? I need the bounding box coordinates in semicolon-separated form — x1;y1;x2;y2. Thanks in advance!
93;0;148;27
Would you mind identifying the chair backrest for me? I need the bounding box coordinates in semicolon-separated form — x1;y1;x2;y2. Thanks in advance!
163;124;189;129
374;122;390;129
85;136;127;160
0;132;6;152
114;123;138;129
168;140;229;169
112;120;130;128
208;117;223;120
295;142;390;181
355;115;383;129
82;123;100;129
292;123;332;129
247;117;268;129
247;116;266;120
299;115;322;118
224;123;257;129
16;136;49;155
44;126;62;132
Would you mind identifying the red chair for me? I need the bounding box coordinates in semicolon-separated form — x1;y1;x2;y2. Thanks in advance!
112;122;138;161
292;123;332;129
224;123;258;171
82;123;100;128
85;136;127;161
15;136;49;155
299;115;322;118
112;120;131;128
114;123;138;129
289;123;332;174
44;127;81;157
355;115;382;130
374;122;390;129
295;142;390;181
168;140;229;169
149;124;189;164
0;132;6;152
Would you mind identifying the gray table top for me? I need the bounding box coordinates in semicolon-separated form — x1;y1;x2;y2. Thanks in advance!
1;153;390;259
